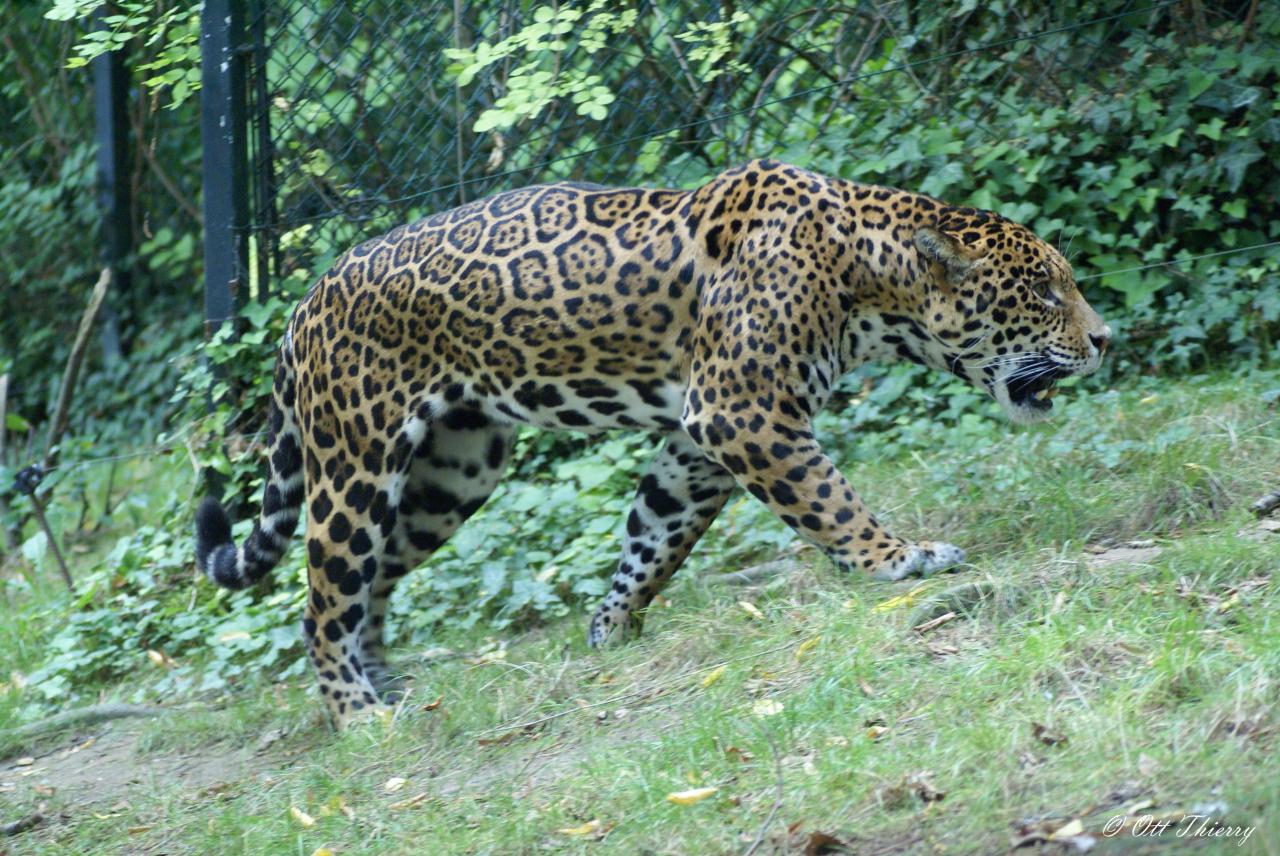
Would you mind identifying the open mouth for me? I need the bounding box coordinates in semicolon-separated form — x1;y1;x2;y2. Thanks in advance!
1005;360;1070;412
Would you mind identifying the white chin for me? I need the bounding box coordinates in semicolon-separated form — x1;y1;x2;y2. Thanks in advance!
993;386;1055;425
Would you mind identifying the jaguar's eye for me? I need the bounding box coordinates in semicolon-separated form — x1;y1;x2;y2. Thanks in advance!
1030;281;1060;306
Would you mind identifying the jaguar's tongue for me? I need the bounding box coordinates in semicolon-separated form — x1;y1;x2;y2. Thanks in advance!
1030;386;1058;404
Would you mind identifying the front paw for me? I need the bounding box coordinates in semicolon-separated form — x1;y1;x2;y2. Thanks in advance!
588;604;643;648
870;540;966;581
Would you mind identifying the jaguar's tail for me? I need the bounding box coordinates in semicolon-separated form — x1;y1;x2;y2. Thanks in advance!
196;354;304;589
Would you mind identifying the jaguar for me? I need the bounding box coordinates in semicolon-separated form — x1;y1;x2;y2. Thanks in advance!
196;159;1111;728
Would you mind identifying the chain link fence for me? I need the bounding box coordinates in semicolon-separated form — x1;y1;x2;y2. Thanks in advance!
201;0;1263;301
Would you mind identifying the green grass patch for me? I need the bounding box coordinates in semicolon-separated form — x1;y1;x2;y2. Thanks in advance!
2;369;1279;852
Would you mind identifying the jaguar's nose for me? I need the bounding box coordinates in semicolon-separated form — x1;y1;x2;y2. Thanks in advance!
1089;325;1112;354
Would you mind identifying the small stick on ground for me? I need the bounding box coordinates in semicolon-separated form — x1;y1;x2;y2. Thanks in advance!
1251;489;1280;518
2;812;44;837
907;580;1001;628
704;559;801;586
6;702;163;741
913;611;957;635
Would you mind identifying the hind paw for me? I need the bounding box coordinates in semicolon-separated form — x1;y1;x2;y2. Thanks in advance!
870;541;966;581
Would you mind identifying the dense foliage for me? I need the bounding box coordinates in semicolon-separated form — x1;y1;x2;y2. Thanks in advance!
2;1;1278;711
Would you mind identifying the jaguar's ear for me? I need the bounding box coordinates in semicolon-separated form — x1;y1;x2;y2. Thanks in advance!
915;227;980;283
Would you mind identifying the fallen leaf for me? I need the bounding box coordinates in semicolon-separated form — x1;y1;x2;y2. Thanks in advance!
751;699;784;717
1049;819;1084;840
13;757;33;767
872;582;933;612
559;819;602;836
383;776;407;793
701;665;727;688
804;830;851;855
60;737;95;758
33;783;55;796
795;636;822;659
667;786;718;805
217;630;251;643
465;648;508;666
1033;722;1067;747
738;601;764;620
908;772;944;802
310;849;336;856
725;746;754;762
419;646;455;661
318;795;351;818
858;678;875;697
420;696;443;712
477;731;518;746
127;825;154;834
388;792;430;810
866;725;889;741
290;806;316;828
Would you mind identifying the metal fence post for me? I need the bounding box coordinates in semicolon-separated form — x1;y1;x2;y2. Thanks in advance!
249;0;279;301
200;0;249;336
92;6;129;364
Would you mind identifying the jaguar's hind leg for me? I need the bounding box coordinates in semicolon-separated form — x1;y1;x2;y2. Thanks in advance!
359;406;514;694
301;416;420;730
588;430;737;647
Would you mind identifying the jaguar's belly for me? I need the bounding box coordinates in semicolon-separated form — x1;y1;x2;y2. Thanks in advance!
478;375;687;432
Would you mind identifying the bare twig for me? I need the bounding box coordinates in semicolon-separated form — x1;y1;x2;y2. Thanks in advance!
129;108;202;224
44;268;112;471
817;17;884;133
913;611;957;634
6;702;164;741
0;373;15;554
704;558;800;586
743;726;785;856
24;485;75;594
2;812;44;837
1251;489;1280;518
0;33;69;160
1237;0;1261;49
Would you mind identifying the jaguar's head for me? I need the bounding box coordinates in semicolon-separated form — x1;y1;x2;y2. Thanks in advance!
914;209;1111;424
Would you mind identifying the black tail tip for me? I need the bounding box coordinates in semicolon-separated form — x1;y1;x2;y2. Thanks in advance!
195;496;233;569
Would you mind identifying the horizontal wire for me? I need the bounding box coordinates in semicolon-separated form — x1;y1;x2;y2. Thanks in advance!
32;429;270;477
1076;240;1280;281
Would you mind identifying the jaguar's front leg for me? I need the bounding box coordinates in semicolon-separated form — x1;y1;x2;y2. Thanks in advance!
681;407;964;582
588;431;737;648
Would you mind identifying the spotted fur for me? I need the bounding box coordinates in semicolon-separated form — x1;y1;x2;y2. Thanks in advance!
195;160;1110;728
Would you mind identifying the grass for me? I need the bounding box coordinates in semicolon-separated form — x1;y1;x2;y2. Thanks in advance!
3;368;1280;854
